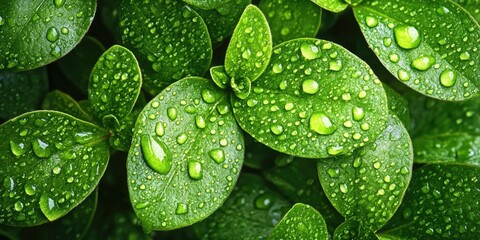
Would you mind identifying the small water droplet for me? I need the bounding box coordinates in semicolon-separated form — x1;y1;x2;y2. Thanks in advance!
439;70;457;87
201;89;216;103
329;60;342;71
167;107;177;120
353;158;361;168
32;139;52;158
389;53;400;63
209;149;225;163
394;25;421;49
411;55;435;71
300;43;321;60
365;16;378;27
397;69;411;81
46;27;59;42
242;49;251;59
52;166;61;175
460;52;471;61
54;0;65;8
188;161;203;180
176;133;188;145
176;203;188;215
155;122;165;136
339;184;348;193
352;107;365;121
24;184;37;196
436;6;450;15
140;135;172;175
14;201;24;212
195;115;206;129
270;125;284;135
135;202;150;209
309;112;336;135
327;168;339;178
272;63;283;73
383;37;392;47
302;79;319;94
373;162;381;169
327;145;344;156
61;27;69;34
10;141;26;157
254;193;274;209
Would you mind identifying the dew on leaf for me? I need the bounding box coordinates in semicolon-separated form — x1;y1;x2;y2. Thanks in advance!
270;125;284;135
397;69;411;81
309;112;336;135
201;89;216;103
300;43;321;60
176;133;188;145
389;53;400;63
411;55;435;71
394;25;421;49
155;122;165;137
176;203;188;215
459;52;471;61
39;194;62;221
327;168;340;178
352;107;365;121
32;139;52;158
365;16;378;28
329;60;343;71
52;166;61;175
24;184;36;196
272;63;284;73
188;161;203;180
254;193;274;209
302;79;320;94
327;145;344;156
135;202;150;210
209;149;225;164
339;184;348;193
195;115;206;129
167;107;178;120
439;70;457;87
46;27;60;42
9;141;26;157
53;0;65;8
140;135;172;175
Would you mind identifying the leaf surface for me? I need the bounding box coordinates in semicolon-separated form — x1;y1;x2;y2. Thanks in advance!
451;0;480;23
310;0;349;13
42;90;94;123
333;219;379;240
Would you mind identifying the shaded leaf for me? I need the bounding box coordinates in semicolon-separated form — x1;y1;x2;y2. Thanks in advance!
232;38;389;158
109;109;140;152
42;90;94;123
310;0;349;13
451;0;480;23
353;0;480;101
0;0;96;71
0;111;109;226
243;134;277;170
383;84;410;128
333;219;379;240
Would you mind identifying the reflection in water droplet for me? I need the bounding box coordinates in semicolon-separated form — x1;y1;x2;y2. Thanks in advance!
32;139;52;158
460;52;471;61
188;161;203;180
176;133;188;145
339;184;348;193
365;16;378;28
167;107;177;120
254;193;274;209
394;25;421;49
140;135;172;175
14;201;24;211
300;43;321;60
176;203;188;215
270;125;284;135
411;55;435;71
24;184;37;196
39;194;62;221
155;122;165;137
201;89;216;103
397;69;411;81
195;115;206;129
439;70;457;87
272;63;283;73
46;27;59;42
242;49;251;59
54;0;66;8
302;79;319;95
327;145;344;156
10;141;26;157
309;112;336;135
352;107;365;121
329;60;342;71
209;149;225;163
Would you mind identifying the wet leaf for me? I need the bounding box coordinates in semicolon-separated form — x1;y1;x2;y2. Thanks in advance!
379;164;480;239
310;0;349;13
0;111;109;226
0;0;96;71
0;68;48;120
243;133;278;170
127;77;244;231
42;90;95;123
413;132;480;166
353;0;480;101
109;109;140;152
232;38;389;158
333;219;379;240
225;5;272;83
383;84;410;128
259;0;322;45
268;203;328;240
451;0;480;23
194;173;291;239
119;0;212;95
182;0;227;11
88;45;142;122
317;116;413;231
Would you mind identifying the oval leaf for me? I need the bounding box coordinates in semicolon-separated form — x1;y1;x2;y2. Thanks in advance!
353;0;480;101
225;5;273;82
310;0;349;13
259;0;322;45
127;77;244;231
232;38;389;158
0;111;109;226
317;115;413;231
119;0;212;95
88;45;141;122
42;90;94;123
379;164;480;239
0;0;96;71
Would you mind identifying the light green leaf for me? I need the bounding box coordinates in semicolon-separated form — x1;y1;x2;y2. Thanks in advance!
268;203;328;240
413;132;480;166
88;45;141;122
333;219;379;240
232;38;389;158
383;84;410;128
0;0;96;71
259;0;322;45
451;0;480;23
0;68;48;120
0;111;109;226
317;115;413;231
42;90;95;123
379;164;480;239
119;0;212;95
310;0;349;13
353;0;480;101
194;173;291;239
225;5;273;83
127;77;244;231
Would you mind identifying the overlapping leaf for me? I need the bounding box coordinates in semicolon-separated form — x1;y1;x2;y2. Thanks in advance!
42;90;94;123
310;0;349;13
333;219;379;240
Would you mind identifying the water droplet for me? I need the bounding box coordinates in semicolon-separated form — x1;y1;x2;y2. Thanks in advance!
436;6;450;15
195;115;206;129
309;112;336;135
272;63;283;73
24;184;37;196
352;107;365;121
188;161;202;180
397;69;411;81
10;141;26;156
54;0;65;8
135;202;150;209
176;133;188;145
209;149;225;163
52;166;61;175
460;52;471;60
439;70;457;87
270;125;284;135
394;25;421;49
327;145;344;156
411;55;435;71
155;122;165;136
280;27;290;36
300;43;321;60
0;16;4;26
46;27;59;42
242;49;251;59
365;16;378;27
383;37;392;47
254;193;274;209
39;194;62;221
201;89;216;103
353;158;361;168
167;107;177;120
327;168;339;178
140;135;172;175
339;184;348;193
329;60;342;71
302;79;319;94
32;139;52;158
389;53;400;63
14;201;24;212
61;27;69;34
373;162;381;169
176;203;188;215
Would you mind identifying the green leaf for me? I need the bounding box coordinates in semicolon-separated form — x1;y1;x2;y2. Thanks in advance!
182;0;226;11
242;133;278;170
119;0;212;95
451;0;480;23
383;84;410;128
42;90;95;123
57;36;105;94
0;68;48;120
210;66;230;90
353;0;480;101
88;45;142;122
127;77;244;231
317;115;413;231
333;219;379;240
413;132;480;166
310;0;349;13
232;38;389;158
258;0;322;45
268;203;329;240
109;109;141;152
225;5;273;83
379;164;480;239
0;0;96;71
0;111;109;226
194;173;291;239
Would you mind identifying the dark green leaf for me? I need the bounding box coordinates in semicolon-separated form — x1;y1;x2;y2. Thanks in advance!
210;66;230;89
127;77;244;231
100;0;122;43
0;68;48;120
383;84;410;128
42;90;95;123
317;115;413;231
194;173;291;239
413;132;480;166
0;111;109;226
451;0;480;23
310;0;349;13
353;0;480;101
109;109;140;152
379;164;480;239
333;219;379;240
243;133;277;170
0;0;96;71
232;38;389;158
182;0;226;11
258;0;322;45
119;0;212;95
268;203;328;240
225;5;273;83
88;45;142;122
57;36;105;94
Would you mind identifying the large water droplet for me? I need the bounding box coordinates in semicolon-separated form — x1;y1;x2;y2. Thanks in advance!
327;145;344;156
201;89;216;103
10;141;26;157
167;107;177;120
46;27;59;42
188;161;203;180
300;43;321;60
460;52;471;61
14;201;24;212
195;115;206;129
270;125;284;135
397;69;411;81
309;112;336;135
32;139;52;158
254;193;274;209
302;79;320;95
176;203;188;215
209;149;225;163
394;25;421;49
39;194;63;221
155;122;165;136
339;184;348;193
352;107;365;121
140;135;172;175
411;55;435;71
365;16;378;28
439;70;457;87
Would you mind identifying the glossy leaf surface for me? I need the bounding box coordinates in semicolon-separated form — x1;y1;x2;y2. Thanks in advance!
383;84;410;128
42;90;94;123
333;219;379;240
310;0;349;13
